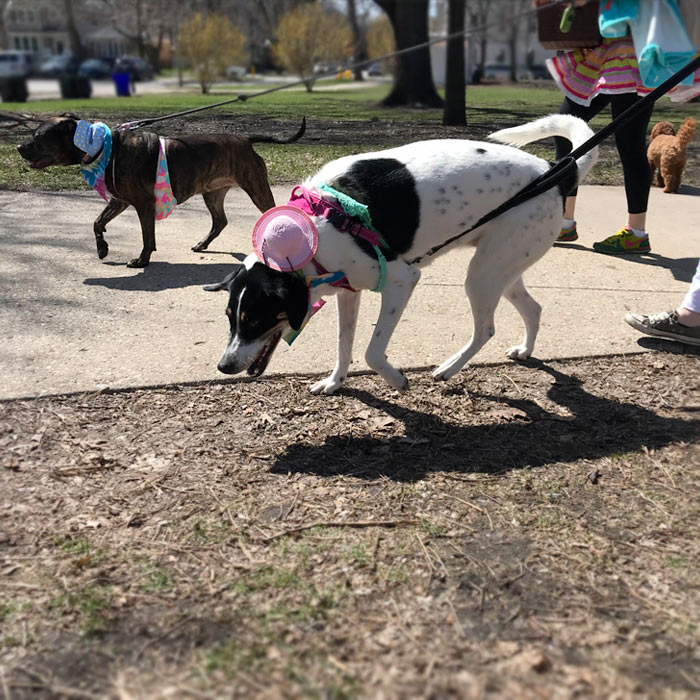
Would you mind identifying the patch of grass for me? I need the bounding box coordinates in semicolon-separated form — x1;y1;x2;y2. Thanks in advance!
343;542;370;568
55;536;92;555
256;144;365;184
49;584;113;637
232;565;301;595
142;568;171;593
0;602;17;624
419;517;442;537
203;640;267;677
384;565;409;584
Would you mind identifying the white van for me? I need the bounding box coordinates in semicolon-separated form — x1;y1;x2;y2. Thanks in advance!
0;51;37;79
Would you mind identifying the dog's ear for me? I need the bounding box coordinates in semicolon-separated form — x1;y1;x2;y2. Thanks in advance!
283;275;310;331
203;266;242;292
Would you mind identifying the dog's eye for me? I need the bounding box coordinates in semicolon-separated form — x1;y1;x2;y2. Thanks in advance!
225;307;232;317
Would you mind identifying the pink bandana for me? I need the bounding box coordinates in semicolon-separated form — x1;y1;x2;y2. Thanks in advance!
154;137;177;220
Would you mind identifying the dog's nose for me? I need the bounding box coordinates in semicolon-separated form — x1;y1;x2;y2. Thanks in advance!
217;359;237;374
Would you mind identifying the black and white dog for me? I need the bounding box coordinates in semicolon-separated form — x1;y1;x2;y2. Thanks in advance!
206;115;597;394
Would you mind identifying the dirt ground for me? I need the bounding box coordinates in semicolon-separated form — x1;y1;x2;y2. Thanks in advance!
2;348;700;699
2;110;700;697
100;112;700;187
5;109;699;188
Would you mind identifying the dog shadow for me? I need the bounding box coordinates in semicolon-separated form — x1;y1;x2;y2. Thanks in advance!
676;184;700;197
83;261;240;291
555;244;696;284
270;359;700;482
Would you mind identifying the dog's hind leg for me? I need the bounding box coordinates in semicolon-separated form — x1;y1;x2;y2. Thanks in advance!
433;242;519;381
192;188;229;252
310;290;361;395
365;261;421;391
661;153;683;193
93;198;128;259
239;156;276;213
504;275;542;360
129;203;157;267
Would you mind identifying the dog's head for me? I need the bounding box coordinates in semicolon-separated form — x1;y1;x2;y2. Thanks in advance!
17;116;84;169
205;254;309;377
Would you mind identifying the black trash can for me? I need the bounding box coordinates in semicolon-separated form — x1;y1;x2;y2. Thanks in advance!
0;77;28;102
59;75;92;99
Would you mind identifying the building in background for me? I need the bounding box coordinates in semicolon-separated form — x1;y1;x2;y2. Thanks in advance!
430;0;555;84
2;0;130;59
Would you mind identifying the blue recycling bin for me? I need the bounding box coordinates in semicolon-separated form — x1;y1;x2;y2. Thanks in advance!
112;71;131;96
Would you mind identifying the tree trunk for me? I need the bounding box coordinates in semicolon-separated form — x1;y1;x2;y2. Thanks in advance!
347;0;366;81
374;0;443;108
64;0;86;59
443;0;466;126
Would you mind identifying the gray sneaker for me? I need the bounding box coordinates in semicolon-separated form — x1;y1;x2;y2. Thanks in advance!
625;310;700;346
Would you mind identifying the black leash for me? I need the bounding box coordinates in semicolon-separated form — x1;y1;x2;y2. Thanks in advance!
411;53;700;265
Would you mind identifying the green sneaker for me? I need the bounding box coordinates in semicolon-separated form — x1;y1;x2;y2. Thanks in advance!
556;222;578;243
593;228;651;255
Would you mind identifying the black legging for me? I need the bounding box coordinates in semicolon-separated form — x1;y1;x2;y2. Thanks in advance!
554;93;653;214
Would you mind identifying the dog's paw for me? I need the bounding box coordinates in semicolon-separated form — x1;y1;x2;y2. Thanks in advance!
432;354;464;381
127;257;149;268
97;241;109;259
310;376;344;395
506;344;532;361
384;369;409;392
191;241;209;253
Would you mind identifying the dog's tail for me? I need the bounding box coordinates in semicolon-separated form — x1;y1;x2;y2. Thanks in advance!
676;117;696;149
488;114;598;184
650;120;676;142
249;117;306;145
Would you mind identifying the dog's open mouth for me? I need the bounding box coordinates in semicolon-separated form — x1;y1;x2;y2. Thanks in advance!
247;330;282;377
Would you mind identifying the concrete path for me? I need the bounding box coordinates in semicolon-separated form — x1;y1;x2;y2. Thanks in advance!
0;185;697;400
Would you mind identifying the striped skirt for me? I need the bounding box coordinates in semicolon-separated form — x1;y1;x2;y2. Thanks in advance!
547;37;700;106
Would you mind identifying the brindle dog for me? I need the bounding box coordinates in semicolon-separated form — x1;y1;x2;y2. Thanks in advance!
17;117;306;267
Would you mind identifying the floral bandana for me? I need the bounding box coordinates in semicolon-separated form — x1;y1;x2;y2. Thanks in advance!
154;137;177;220
75;121;112;201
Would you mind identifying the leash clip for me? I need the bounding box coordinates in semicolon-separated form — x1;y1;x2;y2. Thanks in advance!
116;121;142;131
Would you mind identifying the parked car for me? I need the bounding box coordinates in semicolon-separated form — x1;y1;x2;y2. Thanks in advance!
225;65;247;80
39;53;80;77
113;56;153;81
529;64;552;80
483;64;510;82
0;51;38;79
367;62;383;77
79;58;112;79
313;61;340;76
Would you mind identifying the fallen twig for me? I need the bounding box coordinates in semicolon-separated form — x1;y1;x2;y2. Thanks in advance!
258;518;419;543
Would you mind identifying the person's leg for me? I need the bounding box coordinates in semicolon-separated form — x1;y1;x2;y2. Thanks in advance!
594;93;654;254
625;259;700;345
554;95;610;240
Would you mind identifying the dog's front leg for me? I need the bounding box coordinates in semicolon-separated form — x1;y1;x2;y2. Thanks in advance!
365;261;421;391
93;198;128;259
129;203;157;267
310;290;361;395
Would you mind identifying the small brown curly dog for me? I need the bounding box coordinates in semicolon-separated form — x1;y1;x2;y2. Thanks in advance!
647;117;696;193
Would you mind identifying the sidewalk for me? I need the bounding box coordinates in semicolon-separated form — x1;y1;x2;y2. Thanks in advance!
0;185;696;400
